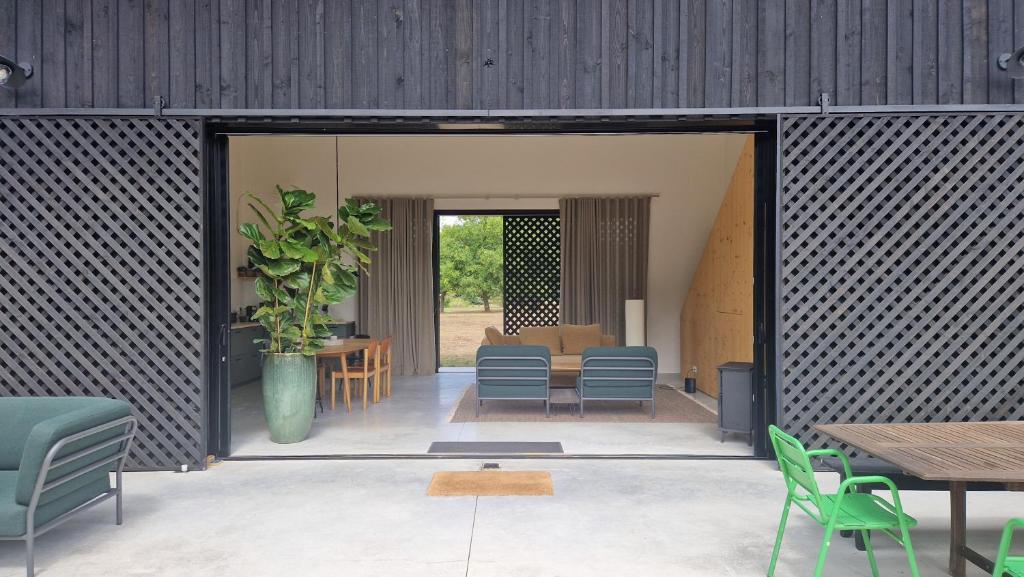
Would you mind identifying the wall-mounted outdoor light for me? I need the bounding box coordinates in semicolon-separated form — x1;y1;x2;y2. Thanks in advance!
997;46;1024;78
0;55;33;88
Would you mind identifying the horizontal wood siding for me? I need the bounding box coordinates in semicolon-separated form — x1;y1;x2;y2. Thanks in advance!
2;0;1023;109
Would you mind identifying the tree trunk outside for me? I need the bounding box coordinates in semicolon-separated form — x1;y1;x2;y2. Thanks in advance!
482;296;490;312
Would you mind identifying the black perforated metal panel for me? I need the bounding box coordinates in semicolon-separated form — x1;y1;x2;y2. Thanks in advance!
0;117;205;470
503;215;560;335
778;113;1024;448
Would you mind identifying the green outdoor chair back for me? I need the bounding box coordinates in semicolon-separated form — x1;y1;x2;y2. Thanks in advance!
766;425;920;577
769;424;825;519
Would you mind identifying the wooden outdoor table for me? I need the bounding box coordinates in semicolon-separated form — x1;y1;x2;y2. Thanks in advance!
816;422;1024;577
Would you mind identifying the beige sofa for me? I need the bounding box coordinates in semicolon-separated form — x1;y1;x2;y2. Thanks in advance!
481;324;616;363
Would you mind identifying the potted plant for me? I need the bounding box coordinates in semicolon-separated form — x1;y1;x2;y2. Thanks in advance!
239;187;391;443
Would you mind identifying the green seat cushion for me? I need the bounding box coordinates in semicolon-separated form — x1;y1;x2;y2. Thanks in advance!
0;397;131;506
0;397;130;469
0;470;111;537
818;492;918;530
1001;558;1024;577
577;385;653;399
478;384;548;399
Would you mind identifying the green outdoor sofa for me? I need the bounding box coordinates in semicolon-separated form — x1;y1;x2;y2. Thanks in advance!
0;397;137;577
476;345;552;416
577;346;658;418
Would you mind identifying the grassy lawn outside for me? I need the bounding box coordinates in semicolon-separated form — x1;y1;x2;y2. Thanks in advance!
439;306;502;367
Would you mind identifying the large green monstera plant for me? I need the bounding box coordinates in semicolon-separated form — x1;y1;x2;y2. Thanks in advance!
239;187;391;356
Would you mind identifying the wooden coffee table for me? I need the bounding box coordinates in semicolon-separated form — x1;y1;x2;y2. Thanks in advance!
550;355;582;374
549;356;582;389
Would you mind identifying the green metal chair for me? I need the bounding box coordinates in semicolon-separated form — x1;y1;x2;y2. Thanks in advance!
476;345;551;416
767;425;920;577
576;346;657;418
992;518;1024;576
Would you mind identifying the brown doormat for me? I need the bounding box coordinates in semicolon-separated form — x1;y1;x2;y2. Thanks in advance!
449;385;716;423
427;471;554;496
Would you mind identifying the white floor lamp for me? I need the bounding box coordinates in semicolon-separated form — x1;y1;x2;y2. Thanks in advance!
624;299;645;346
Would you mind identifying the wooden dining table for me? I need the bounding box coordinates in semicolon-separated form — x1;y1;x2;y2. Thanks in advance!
314;338;375;395
317;337;374;358
816;422;1024;577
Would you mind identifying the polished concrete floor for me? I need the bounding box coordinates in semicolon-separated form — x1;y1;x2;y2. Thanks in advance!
2;459;1019;577
230;372;751;456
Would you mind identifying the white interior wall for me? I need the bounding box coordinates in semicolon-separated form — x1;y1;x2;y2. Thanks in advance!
229;133;748;373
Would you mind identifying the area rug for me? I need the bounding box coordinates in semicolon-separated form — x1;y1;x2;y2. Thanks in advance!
448;385;716;423
427;471;554;496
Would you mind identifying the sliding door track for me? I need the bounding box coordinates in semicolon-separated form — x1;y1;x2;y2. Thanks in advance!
223;453;763;461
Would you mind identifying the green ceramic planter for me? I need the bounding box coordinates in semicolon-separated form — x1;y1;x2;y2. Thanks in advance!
262;353;316;444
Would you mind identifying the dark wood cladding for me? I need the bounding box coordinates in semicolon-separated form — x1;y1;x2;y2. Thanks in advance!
2;0;1022;110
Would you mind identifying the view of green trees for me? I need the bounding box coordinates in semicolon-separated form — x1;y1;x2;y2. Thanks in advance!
439;216;503;312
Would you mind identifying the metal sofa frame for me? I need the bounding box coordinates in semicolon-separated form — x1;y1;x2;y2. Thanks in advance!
578;355;657;418
0;416;137;577
475;355;551;417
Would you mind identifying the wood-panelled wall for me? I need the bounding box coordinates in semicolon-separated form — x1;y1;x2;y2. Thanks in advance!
2;0;1023;110
680;135;753;398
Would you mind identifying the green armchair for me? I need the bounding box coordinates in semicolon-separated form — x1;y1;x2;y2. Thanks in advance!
0;397;137;577
577;346;658;418
475;345;551;416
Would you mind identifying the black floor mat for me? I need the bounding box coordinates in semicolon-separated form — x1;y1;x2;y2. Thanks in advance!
427;441;565;454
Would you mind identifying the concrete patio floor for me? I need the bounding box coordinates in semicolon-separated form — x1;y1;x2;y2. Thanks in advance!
1;459;1019;577
231;372;752;456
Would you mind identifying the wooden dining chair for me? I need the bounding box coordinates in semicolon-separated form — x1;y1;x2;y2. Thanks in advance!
330;340;380;412
378;337;393;398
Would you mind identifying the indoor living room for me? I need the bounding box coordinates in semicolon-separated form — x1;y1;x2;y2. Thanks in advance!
225;131;757;458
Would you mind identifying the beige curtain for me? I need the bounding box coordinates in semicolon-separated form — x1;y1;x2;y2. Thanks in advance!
559;197;651;344
357;197;436;376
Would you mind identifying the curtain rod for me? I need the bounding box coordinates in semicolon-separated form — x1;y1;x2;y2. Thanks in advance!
389;194;660;200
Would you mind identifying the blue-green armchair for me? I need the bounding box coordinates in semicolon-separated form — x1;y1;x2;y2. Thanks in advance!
577;346;658;418
475;345;551;416
0;397;137;577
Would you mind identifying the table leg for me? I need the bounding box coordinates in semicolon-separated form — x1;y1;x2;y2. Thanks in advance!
949;481;966;577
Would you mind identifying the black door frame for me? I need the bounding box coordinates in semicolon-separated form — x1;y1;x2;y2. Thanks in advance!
203;130;232;459
203;117;778;459
433;209;560;371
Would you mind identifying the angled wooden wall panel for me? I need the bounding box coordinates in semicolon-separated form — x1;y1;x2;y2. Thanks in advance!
0;117;205;470
778;113;1024;448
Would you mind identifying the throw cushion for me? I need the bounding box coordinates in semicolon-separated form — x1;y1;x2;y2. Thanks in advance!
517;325;561;355
504;334;522;345
560;324;603;355
484;326;504;345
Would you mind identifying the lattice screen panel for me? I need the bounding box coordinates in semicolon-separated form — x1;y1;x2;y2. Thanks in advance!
503;215;561;334
0;117;205;470
779;113;1024;449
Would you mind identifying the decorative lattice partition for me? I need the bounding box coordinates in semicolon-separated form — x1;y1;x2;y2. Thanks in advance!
778;113;1024;448
503;215;561;334
0;117;205;470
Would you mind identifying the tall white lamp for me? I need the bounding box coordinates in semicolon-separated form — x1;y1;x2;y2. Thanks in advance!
624;299;646;346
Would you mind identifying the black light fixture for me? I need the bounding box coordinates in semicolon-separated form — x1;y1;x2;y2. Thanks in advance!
997;46;1024;78
0;55;33;88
